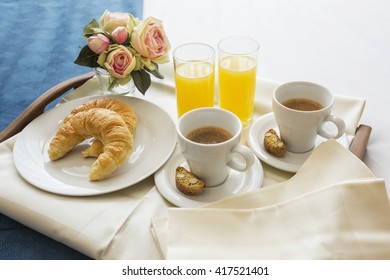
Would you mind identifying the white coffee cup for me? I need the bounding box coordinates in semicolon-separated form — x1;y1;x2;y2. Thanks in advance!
177;107;254;187
272;81;346;153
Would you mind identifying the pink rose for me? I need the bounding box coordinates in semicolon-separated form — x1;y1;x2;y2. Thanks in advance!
99;10;130;33
87;34;110;54
111;26;128;44
99;45;136;79
131;17;170;62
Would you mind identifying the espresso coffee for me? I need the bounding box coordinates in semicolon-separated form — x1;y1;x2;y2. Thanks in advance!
187;126;232;144
282;98;324;111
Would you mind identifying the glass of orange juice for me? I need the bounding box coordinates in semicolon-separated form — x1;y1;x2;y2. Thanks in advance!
218;36;259;126
173;43;215;117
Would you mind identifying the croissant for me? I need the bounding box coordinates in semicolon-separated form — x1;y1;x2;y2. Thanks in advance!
64;98;137;158
48;108;133;181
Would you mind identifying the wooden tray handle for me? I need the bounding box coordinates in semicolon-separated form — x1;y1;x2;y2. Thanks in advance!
0;72;94;143
349;124;372;160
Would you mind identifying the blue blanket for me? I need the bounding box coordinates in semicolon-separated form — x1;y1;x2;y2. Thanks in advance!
0;0;142;260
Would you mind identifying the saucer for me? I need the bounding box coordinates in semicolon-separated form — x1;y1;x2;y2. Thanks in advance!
247;113;349;173
154;148;264;208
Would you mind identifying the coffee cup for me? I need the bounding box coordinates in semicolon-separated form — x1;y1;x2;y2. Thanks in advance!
272;81;346;153
177;107;254;187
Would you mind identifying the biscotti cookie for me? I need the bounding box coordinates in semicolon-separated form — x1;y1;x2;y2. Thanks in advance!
175;166;206;196
263;129;286;157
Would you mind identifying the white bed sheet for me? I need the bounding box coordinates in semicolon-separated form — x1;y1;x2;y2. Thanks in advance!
145;0;390;194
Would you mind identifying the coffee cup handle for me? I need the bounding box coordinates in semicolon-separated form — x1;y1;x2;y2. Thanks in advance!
227;144;255;172
318;115;346;139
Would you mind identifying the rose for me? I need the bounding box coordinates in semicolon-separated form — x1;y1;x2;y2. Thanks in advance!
131;17;170;64
99;10;131;33
87;34;110;54
111;26;128;44
97;45;136;79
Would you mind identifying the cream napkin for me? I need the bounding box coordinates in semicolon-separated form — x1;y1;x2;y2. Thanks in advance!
152;140;390;259
0;73;368;259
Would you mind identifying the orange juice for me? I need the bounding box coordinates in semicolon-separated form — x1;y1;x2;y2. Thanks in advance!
218;56;257;126
175;62;215;116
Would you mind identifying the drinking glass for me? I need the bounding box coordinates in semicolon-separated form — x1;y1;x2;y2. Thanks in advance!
173;43;215;117
218;36;259;126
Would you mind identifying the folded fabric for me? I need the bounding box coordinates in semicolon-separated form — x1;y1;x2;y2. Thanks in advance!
152;140;390;259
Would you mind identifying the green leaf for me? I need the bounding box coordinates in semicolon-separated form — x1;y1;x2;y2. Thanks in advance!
131;69;151;95
83;19;100;37
116;75;132;86
74;45;99;67
144;62;164;79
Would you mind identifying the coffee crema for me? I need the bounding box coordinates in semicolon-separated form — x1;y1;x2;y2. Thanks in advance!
282;98;324;111
186;126;232;144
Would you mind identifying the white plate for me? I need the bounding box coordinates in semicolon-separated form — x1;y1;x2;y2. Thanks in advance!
247;112;349;173
154;148;263;208
13;96;177;196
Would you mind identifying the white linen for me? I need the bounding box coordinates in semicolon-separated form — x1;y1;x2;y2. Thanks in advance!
144;0;390;199
143;0;390;259
152;140;390;259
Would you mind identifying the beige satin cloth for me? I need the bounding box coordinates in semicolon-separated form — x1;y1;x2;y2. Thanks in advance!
152;140;390;259
1;71;384;259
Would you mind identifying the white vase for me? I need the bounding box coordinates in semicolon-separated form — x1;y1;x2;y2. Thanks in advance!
94;67;135;96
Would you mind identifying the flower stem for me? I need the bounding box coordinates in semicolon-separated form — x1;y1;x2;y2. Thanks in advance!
108;77;117;91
